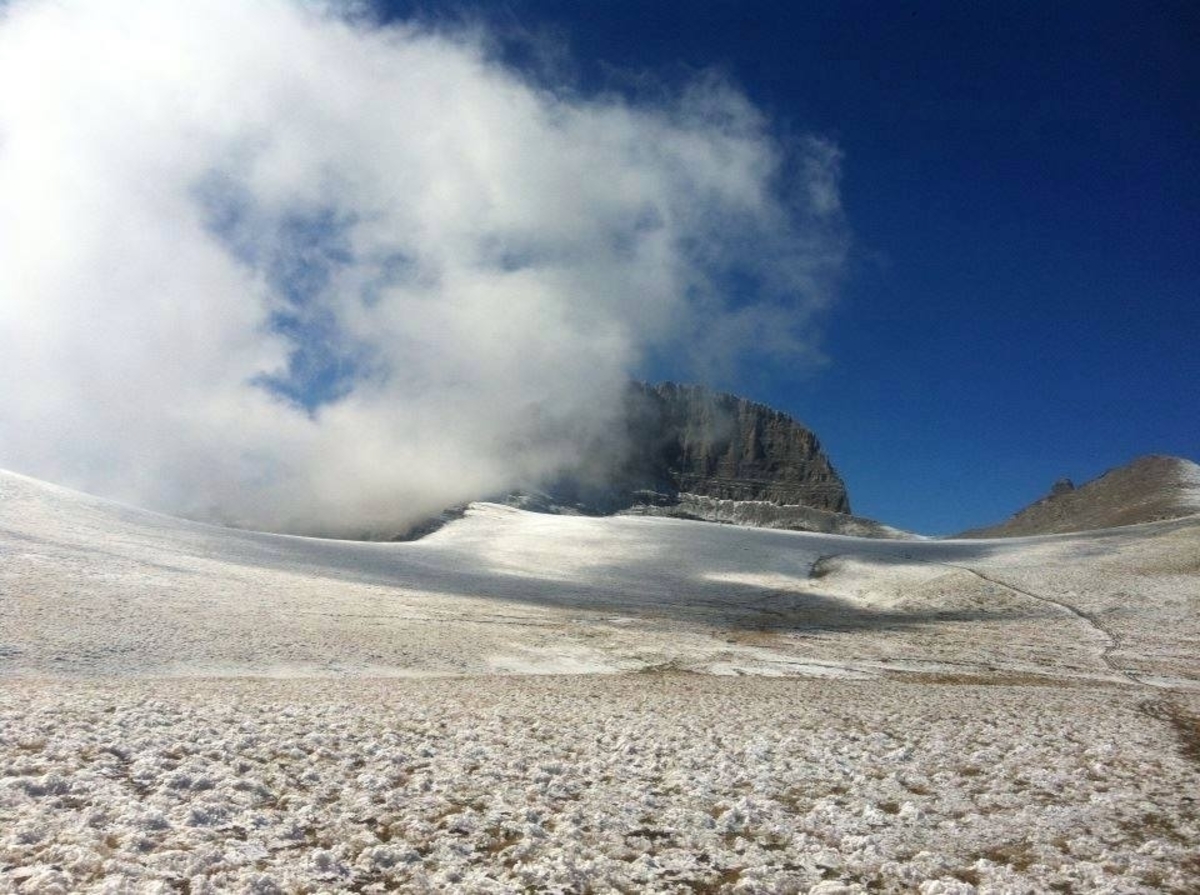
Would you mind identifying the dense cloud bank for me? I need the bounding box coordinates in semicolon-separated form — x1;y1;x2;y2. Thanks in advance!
0;0;846;534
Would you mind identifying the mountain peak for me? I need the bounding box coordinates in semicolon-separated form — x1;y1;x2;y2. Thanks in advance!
958;454;1200;538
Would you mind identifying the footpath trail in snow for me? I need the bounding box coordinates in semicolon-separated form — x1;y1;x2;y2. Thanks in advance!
916;560;1148;686
2;469;1200;893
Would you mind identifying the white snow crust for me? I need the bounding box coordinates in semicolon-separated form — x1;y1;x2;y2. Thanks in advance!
2;469;1199;892
3;678;1198;894
1178;458;1200;508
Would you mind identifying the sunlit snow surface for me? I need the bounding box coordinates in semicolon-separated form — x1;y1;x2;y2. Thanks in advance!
2;470;1199;892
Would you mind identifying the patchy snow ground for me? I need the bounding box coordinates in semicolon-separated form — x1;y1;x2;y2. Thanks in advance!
3;677;1199;894
2;469;1199;892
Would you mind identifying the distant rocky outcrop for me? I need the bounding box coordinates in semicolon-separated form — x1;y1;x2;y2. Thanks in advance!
488;382;908;538
614;381;851;513
397;381;904;539
958;455;1200;538
501;381;850;517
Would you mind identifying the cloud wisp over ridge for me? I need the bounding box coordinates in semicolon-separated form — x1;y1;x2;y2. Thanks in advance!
0;0;847;535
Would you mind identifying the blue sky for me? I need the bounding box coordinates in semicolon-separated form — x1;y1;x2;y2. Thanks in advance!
1;1;1194;534
377;0;1198;534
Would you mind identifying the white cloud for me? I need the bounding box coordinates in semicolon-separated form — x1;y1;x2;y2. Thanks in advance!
0;0;847;535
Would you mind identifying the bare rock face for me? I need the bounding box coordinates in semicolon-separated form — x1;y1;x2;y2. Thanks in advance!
619;382;850;513
479;381;873;537
958;455;1200;538
1049;478;1076;497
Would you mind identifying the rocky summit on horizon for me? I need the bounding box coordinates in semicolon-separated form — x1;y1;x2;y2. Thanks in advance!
619;381;850;512
498;381;914;538
959;454;1200;538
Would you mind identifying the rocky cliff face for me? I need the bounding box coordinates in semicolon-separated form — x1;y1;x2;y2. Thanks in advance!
618;382;850;513
958;455;1200;538
428;381;867;539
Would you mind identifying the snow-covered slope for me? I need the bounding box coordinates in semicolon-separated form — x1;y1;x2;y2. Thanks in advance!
619;492;917;539
3;469;1200;893
2;467;1198;685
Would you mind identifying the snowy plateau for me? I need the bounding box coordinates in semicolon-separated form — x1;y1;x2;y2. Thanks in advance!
1;469;1199;893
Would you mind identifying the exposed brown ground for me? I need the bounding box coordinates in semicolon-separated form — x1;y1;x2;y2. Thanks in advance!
959;454;1200;538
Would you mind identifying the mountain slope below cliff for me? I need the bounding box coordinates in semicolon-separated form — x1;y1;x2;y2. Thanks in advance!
620;492;915;539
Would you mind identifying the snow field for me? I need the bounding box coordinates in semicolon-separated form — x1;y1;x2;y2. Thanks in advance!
3;468;1199;685
3;469;1200;891
2;676;1198;894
